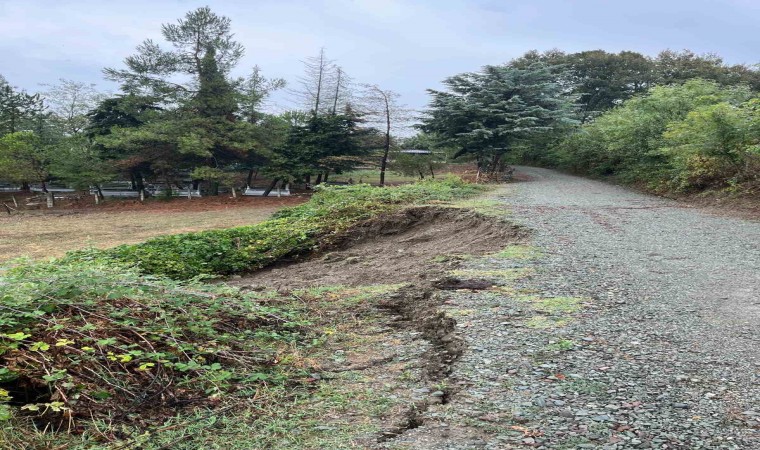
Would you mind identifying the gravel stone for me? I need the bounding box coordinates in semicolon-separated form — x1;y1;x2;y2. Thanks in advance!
379;167;760;449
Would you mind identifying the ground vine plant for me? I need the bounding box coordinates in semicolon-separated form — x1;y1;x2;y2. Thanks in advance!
0;178;484;445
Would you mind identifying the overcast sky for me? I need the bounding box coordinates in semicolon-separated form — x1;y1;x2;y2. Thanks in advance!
1;0;759;112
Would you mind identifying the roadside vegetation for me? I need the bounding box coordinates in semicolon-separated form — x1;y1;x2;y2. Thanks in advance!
420;49;760;198
553;80;760;194
0;178;485;448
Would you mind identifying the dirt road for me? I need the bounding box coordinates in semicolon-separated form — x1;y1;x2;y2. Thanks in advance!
388;167;760;449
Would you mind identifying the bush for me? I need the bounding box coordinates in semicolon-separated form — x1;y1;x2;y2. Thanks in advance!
551;79;759;193
0;260;313;430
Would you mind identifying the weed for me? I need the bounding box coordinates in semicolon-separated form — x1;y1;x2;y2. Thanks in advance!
525;316;570;329
545;339;575;352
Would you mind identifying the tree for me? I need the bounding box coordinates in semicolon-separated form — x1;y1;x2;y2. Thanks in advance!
41;79;105;134
0;131;54;205
422;63;577;177
104;6;244;101
0;76;45;135
49;134;117;194
294;48;352;116
553;79;754;186
655;50;760;90
662;98;760;190
262;108;374;192
237;66;286;124
361;85;409;185
102;7;259;195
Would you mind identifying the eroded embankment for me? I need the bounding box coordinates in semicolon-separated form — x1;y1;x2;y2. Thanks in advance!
230;206;525;444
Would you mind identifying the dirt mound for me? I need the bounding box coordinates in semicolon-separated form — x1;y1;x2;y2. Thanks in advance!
233;206;526;290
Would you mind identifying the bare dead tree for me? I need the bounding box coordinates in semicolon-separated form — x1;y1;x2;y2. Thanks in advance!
330;66;354;115
40;79;106;134
292;48;335;115
360;84;411;186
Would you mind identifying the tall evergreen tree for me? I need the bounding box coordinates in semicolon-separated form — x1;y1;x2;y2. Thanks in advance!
422;63;576;176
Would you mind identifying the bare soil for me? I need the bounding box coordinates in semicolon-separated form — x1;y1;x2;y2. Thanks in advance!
228;206;525;446
234;206;526;290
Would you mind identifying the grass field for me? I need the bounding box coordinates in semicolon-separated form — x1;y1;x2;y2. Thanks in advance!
0;202;299;262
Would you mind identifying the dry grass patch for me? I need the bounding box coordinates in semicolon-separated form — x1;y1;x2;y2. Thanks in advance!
0;206;286;262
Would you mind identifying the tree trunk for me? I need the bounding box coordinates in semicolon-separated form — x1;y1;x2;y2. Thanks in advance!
315;173;323;185
246;169;255;188
323;170;330;182
95;184;104;200
332;68;342;114
263;178;280;197
418;170;425;179
46;191;54;208
231;187;237;198
379;94;391;186
429;165;435;179
21;182;30;192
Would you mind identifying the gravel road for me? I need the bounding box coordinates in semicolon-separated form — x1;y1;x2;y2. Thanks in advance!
385;167;760;449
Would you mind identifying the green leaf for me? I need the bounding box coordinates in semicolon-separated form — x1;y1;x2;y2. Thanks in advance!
3;332;30;341
30;341;50;352
0;404;11;421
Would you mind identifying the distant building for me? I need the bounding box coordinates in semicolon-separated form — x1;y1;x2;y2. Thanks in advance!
399;149;432;155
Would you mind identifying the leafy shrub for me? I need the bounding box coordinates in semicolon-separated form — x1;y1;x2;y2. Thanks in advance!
552;79;759;193
0;260;313;430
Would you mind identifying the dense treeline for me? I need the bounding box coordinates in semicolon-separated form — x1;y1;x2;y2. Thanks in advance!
0;7;408;204
3;7;759;199
422;49;760;193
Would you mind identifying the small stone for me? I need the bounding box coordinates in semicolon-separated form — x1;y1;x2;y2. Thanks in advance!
673;403;689;409
591;415;612;422
553;400;566;406
431;390;445;397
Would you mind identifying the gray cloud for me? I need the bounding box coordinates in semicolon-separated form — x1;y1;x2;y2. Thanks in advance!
1;0;758;112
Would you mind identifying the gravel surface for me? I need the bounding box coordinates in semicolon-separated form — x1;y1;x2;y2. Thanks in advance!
383;167;760;449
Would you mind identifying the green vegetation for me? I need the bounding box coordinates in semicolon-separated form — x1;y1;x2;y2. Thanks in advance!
0;261;317;445
0;178;482;447
421;49;760;196
553;80;760;193
546;339;575;352
63;177;484;279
